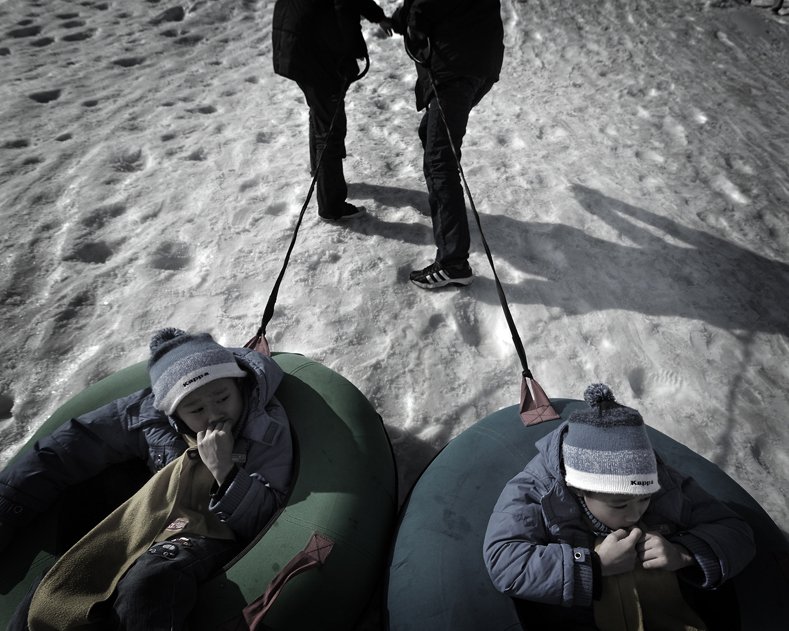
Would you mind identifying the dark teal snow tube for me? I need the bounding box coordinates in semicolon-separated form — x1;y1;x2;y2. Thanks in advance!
0;353;397;630
385;401;789;631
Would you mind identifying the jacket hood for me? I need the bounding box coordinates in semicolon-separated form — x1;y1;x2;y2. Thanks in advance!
534;420;570;482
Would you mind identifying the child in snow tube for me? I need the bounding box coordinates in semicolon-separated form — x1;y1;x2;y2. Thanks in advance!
0;328;293;631
483;383;755;630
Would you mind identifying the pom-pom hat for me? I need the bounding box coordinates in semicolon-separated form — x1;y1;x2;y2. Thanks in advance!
562;384;659;496
148;328;246;416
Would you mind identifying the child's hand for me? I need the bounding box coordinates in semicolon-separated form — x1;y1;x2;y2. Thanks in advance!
637;531;695;571
597;527;642;576
197;421;235;484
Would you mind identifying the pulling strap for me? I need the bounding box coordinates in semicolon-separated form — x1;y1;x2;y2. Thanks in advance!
405;35;559;425
246;57;370;354
404;36;532;379
242;532;335;630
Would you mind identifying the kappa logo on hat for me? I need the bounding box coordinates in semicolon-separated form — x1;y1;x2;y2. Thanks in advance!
182;372;210;388
631;480;655;487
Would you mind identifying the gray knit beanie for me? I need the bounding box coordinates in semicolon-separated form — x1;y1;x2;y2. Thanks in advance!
562;384;659;496
148;328;246;416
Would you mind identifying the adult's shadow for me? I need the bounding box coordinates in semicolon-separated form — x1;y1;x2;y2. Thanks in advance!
348;182;429;217
342;183;433;246
465;188;787;473
347;181;789;338
466;186;788;338
568;184;789;337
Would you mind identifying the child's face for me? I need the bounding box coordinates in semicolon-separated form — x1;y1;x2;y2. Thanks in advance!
175;378;244;434
583;492;653;530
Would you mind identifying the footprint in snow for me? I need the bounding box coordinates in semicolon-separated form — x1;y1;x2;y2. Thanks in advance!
148;241;193;271
29;89;62;103
63;240;115;264
150;6;186;25
2;139;30;149
113;56;145;68
80;202;128;230
7;25;43;38
62;30;95;42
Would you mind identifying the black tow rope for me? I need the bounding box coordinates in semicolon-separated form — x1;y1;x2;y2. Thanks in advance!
404;34;559;424
246;57;370;355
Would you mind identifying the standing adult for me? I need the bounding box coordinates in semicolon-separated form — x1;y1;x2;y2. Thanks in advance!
272;0;393;221
392;0;504;288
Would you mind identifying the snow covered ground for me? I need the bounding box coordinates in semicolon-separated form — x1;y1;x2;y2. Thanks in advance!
1;0;788;571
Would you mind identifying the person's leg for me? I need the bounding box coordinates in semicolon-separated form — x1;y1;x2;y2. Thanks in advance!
420;76;490;268
297;81;356;219
111;537;240;631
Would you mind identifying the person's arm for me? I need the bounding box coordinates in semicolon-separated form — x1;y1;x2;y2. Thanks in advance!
0;389;154;540
196;421;236;485
638;530;695;572
377;17;394;36
390;0;446;56
391;3;406;34
208;402;292;541
356;0;386;25
207;353;293;541
598;527;642;576
483;463;597;608
663;467;756;588
401;0;450;38
333;0;365;60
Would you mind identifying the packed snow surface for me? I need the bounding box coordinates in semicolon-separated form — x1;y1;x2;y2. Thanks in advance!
2;0;788;552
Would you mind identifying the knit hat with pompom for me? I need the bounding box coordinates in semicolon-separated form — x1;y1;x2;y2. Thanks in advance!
148;328;246;416
562;384;659;495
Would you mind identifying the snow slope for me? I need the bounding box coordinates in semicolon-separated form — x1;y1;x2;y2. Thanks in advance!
2;0;788;559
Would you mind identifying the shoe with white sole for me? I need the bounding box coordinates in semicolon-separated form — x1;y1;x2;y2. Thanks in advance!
409;261;473;289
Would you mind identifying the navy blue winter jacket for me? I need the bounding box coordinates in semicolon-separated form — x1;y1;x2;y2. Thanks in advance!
483;422;755;609
0;349;292;543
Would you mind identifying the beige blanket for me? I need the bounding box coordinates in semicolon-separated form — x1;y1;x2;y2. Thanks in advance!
28;448;234;631
593;539;707;631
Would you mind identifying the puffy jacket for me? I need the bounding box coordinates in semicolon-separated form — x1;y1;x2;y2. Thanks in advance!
392;0;504;110
272;0;386;91
0;348;292;542
483;422;755;609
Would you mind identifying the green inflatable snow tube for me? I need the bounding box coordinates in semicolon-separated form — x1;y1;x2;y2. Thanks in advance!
0;353;397;630
386;400;789;631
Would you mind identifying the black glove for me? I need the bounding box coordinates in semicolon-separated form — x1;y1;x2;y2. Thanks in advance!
378;18;394;37
390;7;406;35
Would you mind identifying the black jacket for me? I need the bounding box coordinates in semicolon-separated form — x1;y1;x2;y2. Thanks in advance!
272;0;386;91
392;0;504;110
